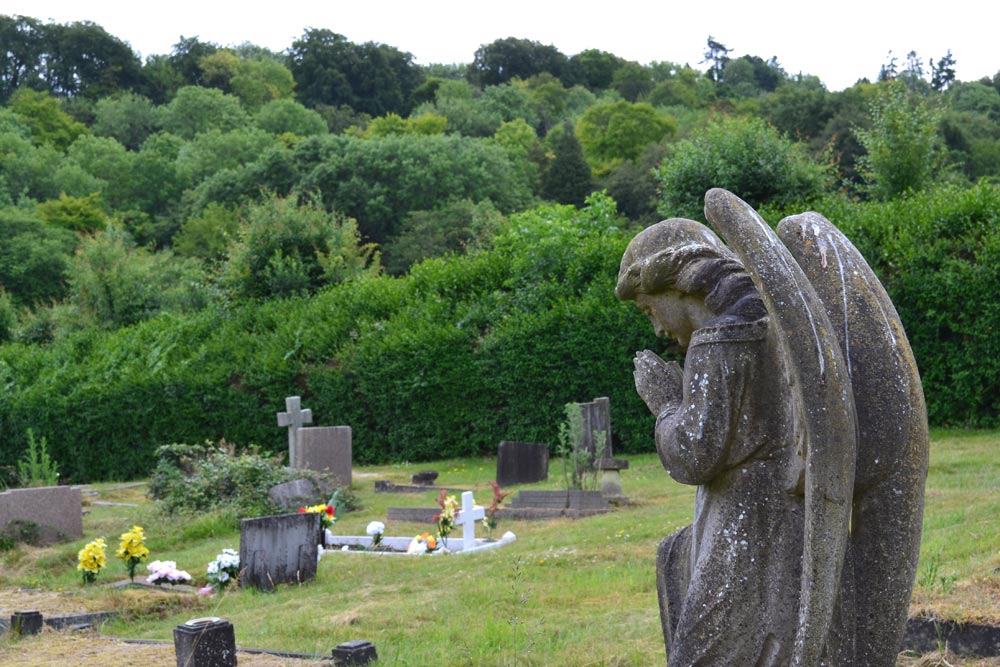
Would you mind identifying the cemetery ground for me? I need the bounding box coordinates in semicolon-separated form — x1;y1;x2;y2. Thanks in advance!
1;430;999;666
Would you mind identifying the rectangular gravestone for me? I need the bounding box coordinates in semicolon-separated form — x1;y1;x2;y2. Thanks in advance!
297;426;352;486
239;512;320;592
0;486;82;545
578;397;612;463
496;441;549;487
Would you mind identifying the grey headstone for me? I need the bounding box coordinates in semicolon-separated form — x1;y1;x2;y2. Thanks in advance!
239;512;320;592
268;478;325;512
297;426;352;486
332;639;378;666
578;397;612;461
0;486;82;545
495;441;549;487
173;617;237;667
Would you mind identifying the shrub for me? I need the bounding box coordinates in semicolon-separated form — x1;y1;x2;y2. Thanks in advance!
655;116;829;220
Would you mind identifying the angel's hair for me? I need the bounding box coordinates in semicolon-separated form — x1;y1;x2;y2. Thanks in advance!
615;218;766;322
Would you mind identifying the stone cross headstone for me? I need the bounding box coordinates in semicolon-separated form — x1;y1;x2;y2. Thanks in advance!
578;396;612;463
496;441;549;486
456;491;485;551
173;617;237;667
297;426;352;485
239;512;320;592
277;396;312;468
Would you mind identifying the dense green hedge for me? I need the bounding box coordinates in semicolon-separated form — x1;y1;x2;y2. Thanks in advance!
0;195;664;481
3;185;999;482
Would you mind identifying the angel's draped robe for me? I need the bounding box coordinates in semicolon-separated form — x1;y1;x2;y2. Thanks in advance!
654;316;807;667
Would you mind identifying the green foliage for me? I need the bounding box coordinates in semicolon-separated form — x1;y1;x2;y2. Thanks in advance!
36;193;107;233
159;85;250;139
91;93;161;150
468;38;567;87
147;441;292;518
254;98;328;137
556;403;597;491
655;116;829;220
0;206;77;307
0;289;16;343
540;123;593;206
16;428;59;487
8;88;88;150
855;82;942;199
172;202;240;262
221;191;380;299
575;100;675;173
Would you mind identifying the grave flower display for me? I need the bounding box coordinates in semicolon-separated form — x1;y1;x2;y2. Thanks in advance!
298;503;336;530
406;532;439;554
116;525;150;583
434;491;458;545
146;560;192;586
206;548;240;591
77;537;107;585
366;521;385;549
483;480;512;539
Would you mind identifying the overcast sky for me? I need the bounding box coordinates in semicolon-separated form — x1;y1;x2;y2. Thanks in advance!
7;0;997;92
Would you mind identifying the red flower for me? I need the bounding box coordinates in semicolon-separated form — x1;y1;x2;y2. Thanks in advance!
325;505;335;517
297;507;306;513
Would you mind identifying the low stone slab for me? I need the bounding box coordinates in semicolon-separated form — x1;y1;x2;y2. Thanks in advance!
509;489;611;511
386;504;610;523
0;486;82;545
903;617;1000;657
373;481;461;494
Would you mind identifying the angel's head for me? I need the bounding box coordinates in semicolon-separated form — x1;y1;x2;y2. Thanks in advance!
615;218;764;345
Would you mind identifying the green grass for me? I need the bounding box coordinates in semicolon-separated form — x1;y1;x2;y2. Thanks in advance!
2;432;999;665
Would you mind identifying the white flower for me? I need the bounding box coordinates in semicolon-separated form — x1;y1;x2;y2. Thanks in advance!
366;521;385;536
406;537;428;555
341;545;350;552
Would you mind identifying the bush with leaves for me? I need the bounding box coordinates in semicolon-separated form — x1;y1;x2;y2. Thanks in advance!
655;115;830;220
220;191;380;299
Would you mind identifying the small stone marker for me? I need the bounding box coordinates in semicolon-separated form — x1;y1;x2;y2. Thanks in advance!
496;441;548;486
277;396;313;468
298;426;352;485
411;470;438;485
267;478;326;512
10;611;43;635
456;491;485;551
173;617;237;667
332;640;378;666
239;512;320;592
596;457;630;503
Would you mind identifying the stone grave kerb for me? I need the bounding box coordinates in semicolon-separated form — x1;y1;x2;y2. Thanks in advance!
277;396;313;469
456;491;485;551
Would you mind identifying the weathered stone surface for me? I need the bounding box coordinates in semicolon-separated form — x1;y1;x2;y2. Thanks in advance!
0;486;82;545
276;396;312;468
173;617;237;667
616;189;925;667
495;441;548;487
297;426;352;485
239;512;320;591
332;639;378;665
411;470;438;485
577;397;612;462
903;617;1000;657
268;478;325;511
9;611;42;635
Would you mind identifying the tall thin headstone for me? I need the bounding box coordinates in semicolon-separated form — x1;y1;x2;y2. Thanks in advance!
578;396;612;462
277;396;312;468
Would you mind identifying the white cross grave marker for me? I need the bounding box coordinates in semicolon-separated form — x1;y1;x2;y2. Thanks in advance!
277;396;312;468
457;491;485;551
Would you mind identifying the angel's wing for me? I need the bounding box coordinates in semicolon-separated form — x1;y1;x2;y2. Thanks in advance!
704;189;857;667
778;212;929;667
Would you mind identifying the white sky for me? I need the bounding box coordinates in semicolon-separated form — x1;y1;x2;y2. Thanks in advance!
6;0;997;92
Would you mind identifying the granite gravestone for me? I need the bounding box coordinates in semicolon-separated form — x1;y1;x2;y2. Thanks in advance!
495;441;549;487
576;397;611;463
297;426;352;485
617;189;928;667
239;512;320;592
173;617;237;667
0;486;82;545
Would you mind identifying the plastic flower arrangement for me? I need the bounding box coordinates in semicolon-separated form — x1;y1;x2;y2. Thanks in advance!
406;532;439;555
298;503;336;530
482;480;512;539
116;525;150;583
366;521;385;549
146;560;192;586
206;548;240;591
434;491;458;544
77;537;107;585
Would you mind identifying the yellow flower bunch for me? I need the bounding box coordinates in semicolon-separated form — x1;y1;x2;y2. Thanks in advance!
77;537;107;585
434;492;458;541
116;525;150;582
